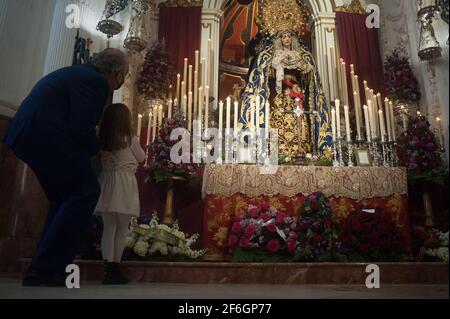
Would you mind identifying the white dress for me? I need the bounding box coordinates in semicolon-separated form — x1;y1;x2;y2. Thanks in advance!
95;136;146;217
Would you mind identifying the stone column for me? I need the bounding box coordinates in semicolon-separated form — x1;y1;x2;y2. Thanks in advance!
43;0;78;75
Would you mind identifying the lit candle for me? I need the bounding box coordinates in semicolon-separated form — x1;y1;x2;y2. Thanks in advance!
265;101;270;139
354;91;362;141
198;87;203;133
436;117;444;147
176;74;181;101
363;105;371;142
168;99;173;120
137;114;142;138
188;91;193;132
335;99;341;139
226;97;231;132
389;101;396;140
378;110;386;142
204;86;209;131
152;106;157;142
181;81;186;111
344;105;351;142
219;100;224;136
169;85;173;101
158;105;163;128
193;71;198;119
341;61;348;106
146;112;152;146
331;107;337;141
194;51;199;113
367;100;376;138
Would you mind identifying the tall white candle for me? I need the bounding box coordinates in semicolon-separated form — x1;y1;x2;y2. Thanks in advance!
188;65;193;97
137;114;143;138
188;91;193;132
363;105;371;142
204;86;209;131
193;71;198;119
182;94;187;118
331;107;337;141
152;107;157;142
378;110;386;142
344;105;351;142
146;112;152;146
183;58;188;91
158;106;163;128
335;99;341;139
226;97;231;131
219;100;224;136
341;61;349;106
389;101;396;140
181;81;186;110
354;92;362;140
168;99;173;120
384;98;392;141
367;100;375;138
198;87;203;133
200;58;206;89
176;74;181;102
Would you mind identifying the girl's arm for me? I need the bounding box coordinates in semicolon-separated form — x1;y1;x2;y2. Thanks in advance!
131;136;146;163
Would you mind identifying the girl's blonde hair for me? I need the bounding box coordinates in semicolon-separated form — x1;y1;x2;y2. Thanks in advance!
99;103;132;152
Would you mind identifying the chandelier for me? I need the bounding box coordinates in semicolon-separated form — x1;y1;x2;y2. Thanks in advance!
123;0;156;53
417;0;442;61
96;0;127;47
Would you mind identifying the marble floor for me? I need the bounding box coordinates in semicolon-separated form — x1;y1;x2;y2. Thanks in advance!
0;278;447;299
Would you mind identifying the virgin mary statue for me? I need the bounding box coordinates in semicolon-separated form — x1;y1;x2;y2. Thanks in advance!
238;0;332;158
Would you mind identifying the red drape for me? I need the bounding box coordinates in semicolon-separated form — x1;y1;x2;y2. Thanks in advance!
336;12;385;107
158;7;202;78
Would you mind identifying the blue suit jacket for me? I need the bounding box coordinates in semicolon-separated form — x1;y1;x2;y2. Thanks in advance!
4;64;110;164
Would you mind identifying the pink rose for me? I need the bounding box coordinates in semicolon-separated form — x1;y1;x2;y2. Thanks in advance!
266;239;280;253
276;212;285;225
266;223;277;233
228;235;238;248
260;212;271;222
248;207;259;218
234;214;244;222
239;237;250;248
260;202;270;211
289;232;298;241
287;239;297;253
245;225;256;237
231;222;242;234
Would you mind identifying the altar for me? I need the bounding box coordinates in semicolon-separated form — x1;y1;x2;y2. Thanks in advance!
201;165;412;260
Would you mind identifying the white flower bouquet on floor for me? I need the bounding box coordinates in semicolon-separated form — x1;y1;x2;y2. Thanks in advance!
125;213;207;260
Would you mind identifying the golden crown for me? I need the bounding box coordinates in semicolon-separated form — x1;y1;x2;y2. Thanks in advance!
257;0;308;36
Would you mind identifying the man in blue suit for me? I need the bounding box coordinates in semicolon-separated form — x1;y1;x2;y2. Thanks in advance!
4;48;129;286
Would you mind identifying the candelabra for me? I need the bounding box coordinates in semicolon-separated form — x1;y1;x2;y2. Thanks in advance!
347;141;355;167
370;137;382;167
338;137;345;167
333;139;340;167
381;138;390;167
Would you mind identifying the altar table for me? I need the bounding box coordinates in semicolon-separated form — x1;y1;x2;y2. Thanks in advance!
201;165;412;260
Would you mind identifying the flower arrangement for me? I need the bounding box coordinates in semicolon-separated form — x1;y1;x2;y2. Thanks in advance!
425;230;449;262
294;192;342;261
124;212;206;260
137;41;175;99
397;115;447;185
384;48;421;102
339;209;405;261
227;202;299;262
148;107;198;183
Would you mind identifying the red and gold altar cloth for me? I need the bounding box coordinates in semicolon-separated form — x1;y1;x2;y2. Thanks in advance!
202;165;411;260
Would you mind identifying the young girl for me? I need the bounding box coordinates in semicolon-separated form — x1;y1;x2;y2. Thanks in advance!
96;103;146;285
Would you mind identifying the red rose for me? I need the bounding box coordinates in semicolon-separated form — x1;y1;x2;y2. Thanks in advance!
228;235;238;248
260;212;271;222
234;214;244;222
260;202;270;211
286;239;297;253
266;223;277;233
239;237;250;248
289;232;298;241
232;222;242;234
248;207;259;218
245;225;256;237
275;212;285;225
266;239;280;253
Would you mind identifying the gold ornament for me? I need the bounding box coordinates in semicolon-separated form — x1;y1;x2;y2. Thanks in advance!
256;0;308;36
335;0;367;14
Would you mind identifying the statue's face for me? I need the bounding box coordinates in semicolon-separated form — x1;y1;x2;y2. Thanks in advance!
281;32;292;48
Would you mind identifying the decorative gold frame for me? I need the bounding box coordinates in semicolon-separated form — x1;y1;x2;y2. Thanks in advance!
335;0;368;14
